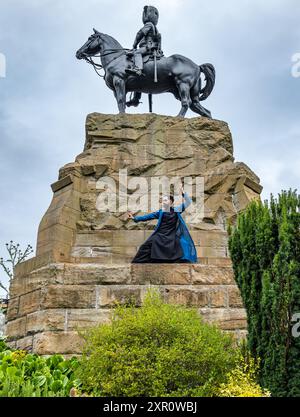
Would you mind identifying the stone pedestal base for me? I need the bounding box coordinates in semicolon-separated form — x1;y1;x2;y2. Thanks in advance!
6;258;246;355
6;113;259;355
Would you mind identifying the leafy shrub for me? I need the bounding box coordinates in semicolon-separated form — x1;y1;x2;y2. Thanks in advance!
0;342;81;397
0;338;8;353
75;290;265;397
217;356;270;397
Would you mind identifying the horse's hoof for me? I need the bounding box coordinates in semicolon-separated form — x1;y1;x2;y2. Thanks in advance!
202;109;212;118
126;100;140;108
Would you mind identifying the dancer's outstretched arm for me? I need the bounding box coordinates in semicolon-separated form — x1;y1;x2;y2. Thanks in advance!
128;211;160;222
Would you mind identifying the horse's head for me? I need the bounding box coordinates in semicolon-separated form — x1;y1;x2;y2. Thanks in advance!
76;29;102;60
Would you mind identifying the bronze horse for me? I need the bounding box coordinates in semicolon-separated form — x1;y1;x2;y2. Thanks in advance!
76;29;215;118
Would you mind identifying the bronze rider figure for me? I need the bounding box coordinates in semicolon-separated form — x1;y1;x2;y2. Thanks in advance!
126;5;163;76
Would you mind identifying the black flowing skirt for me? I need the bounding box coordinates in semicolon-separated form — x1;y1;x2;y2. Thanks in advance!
132;210;187;263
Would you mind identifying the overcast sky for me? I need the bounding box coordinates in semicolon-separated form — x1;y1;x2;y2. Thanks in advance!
0;0;299;295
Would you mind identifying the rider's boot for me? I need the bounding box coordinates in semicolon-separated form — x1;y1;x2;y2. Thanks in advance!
126;51;143;76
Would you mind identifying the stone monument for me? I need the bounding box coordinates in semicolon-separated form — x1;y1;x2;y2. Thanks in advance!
5;6;262;355
5;113;262;355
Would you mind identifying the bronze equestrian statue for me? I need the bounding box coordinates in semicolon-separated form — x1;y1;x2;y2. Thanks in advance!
76;5;215;118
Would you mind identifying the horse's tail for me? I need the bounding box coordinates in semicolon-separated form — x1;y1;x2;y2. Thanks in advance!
199;63;215;101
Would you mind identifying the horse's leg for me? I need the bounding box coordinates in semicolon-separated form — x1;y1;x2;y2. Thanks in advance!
190;99;212;118
190;85;212;118
126;92;142;107
176;82;191;117
113;77;126;113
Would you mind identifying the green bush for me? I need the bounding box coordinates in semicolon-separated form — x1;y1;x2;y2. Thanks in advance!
75;290;264;397
0;338;8;353
0;340;81;397
228;190;300;396
217;355;270;397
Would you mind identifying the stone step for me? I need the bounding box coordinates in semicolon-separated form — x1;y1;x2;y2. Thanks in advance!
71;229;229;263
7;260;245;355
14;253;232;280
11;260;235;297
198;256;232;266
70;248;228;263
69;253;232;265
73;229;228;248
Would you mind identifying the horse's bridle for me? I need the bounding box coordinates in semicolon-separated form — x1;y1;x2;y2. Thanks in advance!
82;35;129;78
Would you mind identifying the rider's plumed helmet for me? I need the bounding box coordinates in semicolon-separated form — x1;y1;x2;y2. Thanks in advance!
142;6;159;26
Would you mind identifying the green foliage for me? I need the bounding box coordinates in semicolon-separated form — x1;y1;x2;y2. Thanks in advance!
0;338;9;353
1;296;267;397
0;342;81;397
217;355;270;397
228;189;300;396
75;290;264;397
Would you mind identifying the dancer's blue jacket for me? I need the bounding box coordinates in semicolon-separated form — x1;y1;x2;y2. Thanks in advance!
133;193;198;263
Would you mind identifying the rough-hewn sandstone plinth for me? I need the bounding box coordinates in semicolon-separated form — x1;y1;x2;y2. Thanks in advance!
6;113;262;355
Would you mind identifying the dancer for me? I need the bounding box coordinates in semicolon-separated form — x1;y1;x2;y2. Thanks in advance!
128;186;197;263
